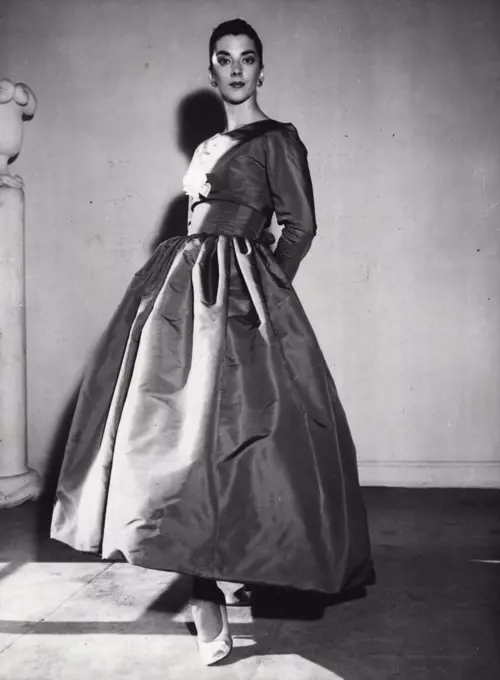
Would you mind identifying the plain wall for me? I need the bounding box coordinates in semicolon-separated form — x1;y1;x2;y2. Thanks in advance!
1;0;499;487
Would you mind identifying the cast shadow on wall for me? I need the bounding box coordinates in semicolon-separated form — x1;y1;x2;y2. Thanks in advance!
150;88;226;249
40;87;225;506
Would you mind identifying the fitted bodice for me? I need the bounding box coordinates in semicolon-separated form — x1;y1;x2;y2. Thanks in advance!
189;200;270;240
181;119;318;280
184;126;272;240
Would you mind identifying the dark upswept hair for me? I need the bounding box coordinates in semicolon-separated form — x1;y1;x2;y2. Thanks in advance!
209;19;263;69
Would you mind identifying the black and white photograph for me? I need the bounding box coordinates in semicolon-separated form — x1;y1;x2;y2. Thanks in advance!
0;0;499;678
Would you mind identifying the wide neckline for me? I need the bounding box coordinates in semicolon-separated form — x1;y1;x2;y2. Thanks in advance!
219;118;291;136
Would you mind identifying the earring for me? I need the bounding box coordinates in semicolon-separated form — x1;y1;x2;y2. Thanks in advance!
257;78;263;87
210;80;217;88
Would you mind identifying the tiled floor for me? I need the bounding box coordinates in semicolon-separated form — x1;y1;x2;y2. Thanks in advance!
0;488;499;679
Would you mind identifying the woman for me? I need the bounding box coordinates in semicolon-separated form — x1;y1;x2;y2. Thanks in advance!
51;19;374;666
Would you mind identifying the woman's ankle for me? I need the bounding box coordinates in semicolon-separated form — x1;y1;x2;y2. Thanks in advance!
192;577;224;603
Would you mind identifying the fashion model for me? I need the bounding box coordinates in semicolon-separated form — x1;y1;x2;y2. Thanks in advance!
51;18;374;666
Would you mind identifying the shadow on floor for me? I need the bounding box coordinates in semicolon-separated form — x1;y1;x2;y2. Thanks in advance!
2;489;500;676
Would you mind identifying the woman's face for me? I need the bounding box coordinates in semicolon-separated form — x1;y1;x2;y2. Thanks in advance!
210;33;263;104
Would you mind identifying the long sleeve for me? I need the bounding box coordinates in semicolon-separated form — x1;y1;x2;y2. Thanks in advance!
266;126;317;281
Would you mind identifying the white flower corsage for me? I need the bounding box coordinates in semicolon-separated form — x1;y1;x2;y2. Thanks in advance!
182;163;211;200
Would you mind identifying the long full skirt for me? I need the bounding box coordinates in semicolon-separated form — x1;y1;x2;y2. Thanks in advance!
51;234;373;594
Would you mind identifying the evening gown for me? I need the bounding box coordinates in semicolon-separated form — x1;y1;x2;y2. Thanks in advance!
51;119;374;594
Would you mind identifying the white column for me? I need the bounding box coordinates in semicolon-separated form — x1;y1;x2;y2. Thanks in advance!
0;186;41;507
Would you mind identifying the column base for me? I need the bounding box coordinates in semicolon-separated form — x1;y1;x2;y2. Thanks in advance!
0;469;43;508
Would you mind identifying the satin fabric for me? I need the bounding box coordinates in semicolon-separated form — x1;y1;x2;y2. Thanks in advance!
51;121;374;593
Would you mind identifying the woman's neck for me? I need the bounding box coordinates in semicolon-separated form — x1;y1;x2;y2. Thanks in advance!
223;99;268;132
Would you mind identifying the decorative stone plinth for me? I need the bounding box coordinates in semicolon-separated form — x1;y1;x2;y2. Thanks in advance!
0;79;41;508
